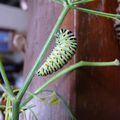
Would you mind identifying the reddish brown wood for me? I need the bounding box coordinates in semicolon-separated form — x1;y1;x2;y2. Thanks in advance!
76;0;120;120
22;0;120;120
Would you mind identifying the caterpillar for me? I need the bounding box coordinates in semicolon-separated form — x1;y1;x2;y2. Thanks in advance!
114;0;120;43
37;28;77;76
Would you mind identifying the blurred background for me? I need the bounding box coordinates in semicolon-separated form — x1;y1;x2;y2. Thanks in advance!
0;0;20;7
0;0;28;95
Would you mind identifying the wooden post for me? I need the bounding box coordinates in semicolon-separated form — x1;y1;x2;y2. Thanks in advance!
76;1;120;120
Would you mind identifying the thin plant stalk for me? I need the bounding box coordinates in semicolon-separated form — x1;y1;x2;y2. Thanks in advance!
0;61;14;97
71;0;94;5
5;97;11;120
0;84;8;93
21;59;119;107
12;100;20;120
71;6;120;22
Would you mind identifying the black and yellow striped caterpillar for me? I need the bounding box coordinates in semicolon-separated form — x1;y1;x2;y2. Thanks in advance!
114;0;120;43
37;28;77;76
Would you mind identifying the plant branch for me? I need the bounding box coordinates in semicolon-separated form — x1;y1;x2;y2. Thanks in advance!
5;96;11;120
71;0;94;5
17;6;70;101
21;59;119;107
0;61;14;98
12;100;20;120
0;84;13;99
71;6;120;22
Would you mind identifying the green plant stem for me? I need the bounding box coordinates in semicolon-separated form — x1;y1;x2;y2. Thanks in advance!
12;100;20;120
5;96;11;120
17;6;70;101
0;61;14;98
66;0;71;4
71;0;94;5
71;6;120;22
0;84;14;100
21;59;119;107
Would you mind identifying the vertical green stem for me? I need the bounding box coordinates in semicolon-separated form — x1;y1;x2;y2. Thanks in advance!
12;100;20;120
5;97;11;120
0;61;14;97
17;6;70;101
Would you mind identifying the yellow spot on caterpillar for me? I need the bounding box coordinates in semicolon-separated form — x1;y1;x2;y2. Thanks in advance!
65;44;69;47
57;52;61;56
61;48;64;51
53;57;56;59
59;62;61;65
45;64;48;67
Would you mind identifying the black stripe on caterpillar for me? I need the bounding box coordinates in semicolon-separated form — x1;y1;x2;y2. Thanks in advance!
37;28;77;76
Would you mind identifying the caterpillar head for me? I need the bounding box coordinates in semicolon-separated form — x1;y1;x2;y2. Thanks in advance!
37;70;42;76
37;67;45;76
